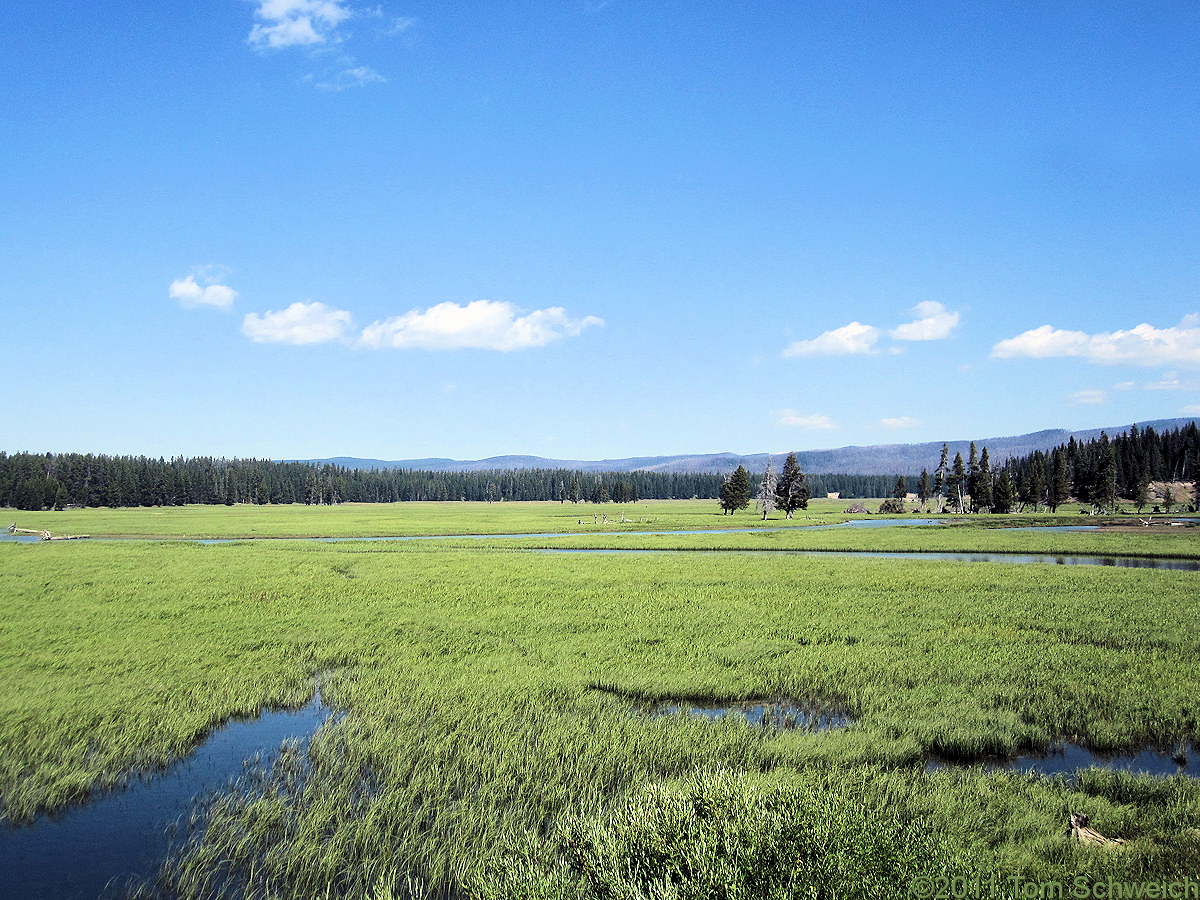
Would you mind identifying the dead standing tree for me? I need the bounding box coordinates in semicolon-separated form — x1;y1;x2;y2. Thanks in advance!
756;456;778;520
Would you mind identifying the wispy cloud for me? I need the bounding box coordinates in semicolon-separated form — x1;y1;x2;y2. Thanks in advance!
242;301;352;345
311;65;386;90
247;1;409;90
248;0;354;48
1071;389;1108;405
889;301;960;341
991;315;1200;367
169;273;238;311
880;416;922;429
359;300;603;351
777;410;837;429
386;15;416;35
1183;404;1200;415
1144;371;1197;391
782;322;881;357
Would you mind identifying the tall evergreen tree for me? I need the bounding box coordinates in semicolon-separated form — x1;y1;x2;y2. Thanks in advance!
1025;456;1045;512
917;469;931;511
971;447;993;512
774;453;809;519
1095;431;1117;513
719;465;752;515
892;475;907;500
992;471;1015;514
934;443;949;512
1049;447;1070;512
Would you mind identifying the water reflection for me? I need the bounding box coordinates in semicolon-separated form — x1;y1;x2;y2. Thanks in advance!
927;741;1198;779
640;698;853;732
0;692;332;900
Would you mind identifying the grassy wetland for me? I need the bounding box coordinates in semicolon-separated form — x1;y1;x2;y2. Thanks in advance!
2;501;1200;898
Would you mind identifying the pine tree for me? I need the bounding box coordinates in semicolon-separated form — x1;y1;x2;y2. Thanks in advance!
966;442;980;511
1049;447;1070;512
775;453;809;519
892;475;907;500
1025;456;1045;512
992;471;1015;514
972;447;993;512
934;443;949;512
719;465;752;514
1135;476;1150;514
917;469;931;511
1095;432;1117;513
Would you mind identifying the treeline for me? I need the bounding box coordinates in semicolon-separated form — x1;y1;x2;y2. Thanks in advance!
0;451;904;511
997;422;1200;513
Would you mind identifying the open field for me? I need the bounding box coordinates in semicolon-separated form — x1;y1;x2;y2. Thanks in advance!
2;502;1200;897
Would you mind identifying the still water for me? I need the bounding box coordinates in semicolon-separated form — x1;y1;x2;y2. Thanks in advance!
0;693;331;900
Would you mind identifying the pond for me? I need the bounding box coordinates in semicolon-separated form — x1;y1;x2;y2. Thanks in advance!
0;691;333;900
537;547;1200;570
641;697;853;731
927;740;1199;780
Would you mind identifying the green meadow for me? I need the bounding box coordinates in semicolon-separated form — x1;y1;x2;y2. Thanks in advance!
2;502;1199;898
4;496;1149;539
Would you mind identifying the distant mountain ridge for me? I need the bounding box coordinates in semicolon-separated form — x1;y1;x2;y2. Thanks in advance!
306;418;1199;477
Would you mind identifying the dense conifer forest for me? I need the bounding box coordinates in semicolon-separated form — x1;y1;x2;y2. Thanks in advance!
996;421;1200;512
0;452;902;511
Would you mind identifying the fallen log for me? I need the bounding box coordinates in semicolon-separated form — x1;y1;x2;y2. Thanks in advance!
7;525;88;541
1069;812;1125;847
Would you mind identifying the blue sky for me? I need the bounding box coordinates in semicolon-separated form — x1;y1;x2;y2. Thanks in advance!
2;2;1198;461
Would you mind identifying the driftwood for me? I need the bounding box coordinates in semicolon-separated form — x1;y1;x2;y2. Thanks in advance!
9;526;52;540
7;525;88;541
844;503;869;514
1069;812;1125;847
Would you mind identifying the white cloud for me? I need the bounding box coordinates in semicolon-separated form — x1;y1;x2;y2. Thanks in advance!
242;301;352;345
249;0;353;48
777;410;837;429
1113;381;1135;391
888;301;960;341
782;322;881;357
313;65;386;90
991;315;1200;367
1183;404;1200;415
169;274;238;311
1071;389;1108;405
359;300;603;351
880;416;922;429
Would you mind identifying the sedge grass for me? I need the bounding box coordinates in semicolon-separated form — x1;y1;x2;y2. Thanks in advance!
4;496;1157;540
2;518;1199;896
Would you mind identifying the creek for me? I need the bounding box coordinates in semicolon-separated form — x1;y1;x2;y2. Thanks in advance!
0;691;332;900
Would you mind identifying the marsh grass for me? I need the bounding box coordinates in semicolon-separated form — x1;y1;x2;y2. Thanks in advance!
2;510;1199;896
7;496;1163;540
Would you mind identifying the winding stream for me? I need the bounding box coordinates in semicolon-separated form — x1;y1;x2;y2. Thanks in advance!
0;692;332;900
